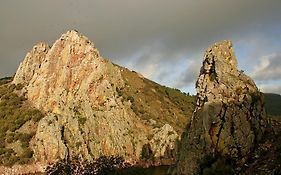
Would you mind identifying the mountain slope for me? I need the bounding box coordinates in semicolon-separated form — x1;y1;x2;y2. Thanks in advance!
0;77;44;167
0;30;195;174
264;93;281;117
1;31;279;175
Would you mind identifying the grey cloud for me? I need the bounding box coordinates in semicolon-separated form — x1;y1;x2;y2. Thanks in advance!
257;83;281;95
175;58;202;88
251;54;281;81
0;0;281;93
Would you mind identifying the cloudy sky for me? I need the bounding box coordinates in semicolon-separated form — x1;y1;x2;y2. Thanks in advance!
1;0;281;94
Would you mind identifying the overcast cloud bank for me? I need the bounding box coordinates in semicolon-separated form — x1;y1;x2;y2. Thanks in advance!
1;0;281;94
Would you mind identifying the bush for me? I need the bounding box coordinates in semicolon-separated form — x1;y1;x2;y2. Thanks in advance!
9;124;21;132
0;148;6;155
0;141;5;149
46;156;129;175
18;157;29;165
22;149;33;158
18;133;33;143
21;141;29;148
15;83;24;90
78;117;87;125
5;133;14;143
127;96;134;103
141;144;154;160
31;110;44;122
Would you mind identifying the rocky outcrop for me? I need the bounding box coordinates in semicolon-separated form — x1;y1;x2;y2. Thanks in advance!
12;30;179;167
13;42;50;85
175;41;268;174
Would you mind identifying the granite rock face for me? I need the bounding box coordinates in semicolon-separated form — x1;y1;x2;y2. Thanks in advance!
13;30;179;166
13;42;50;85
175;41;268;174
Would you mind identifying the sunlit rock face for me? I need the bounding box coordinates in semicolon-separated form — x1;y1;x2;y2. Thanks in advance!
13;30;178;165
175;40;268;175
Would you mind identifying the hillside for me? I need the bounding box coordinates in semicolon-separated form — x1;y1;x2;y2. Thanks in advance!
0;77;44;166
0;30;195;174
264;93;281;117
0;31;280;175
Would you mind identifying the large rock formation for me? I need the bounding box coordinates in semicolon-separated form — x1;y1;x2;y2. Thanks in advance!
13;42;50;84
175;41;268;174
12;30;188;168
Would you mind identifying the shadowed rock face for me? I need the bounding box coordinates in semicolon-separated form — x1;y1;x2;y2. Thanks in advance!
12;30;179;166
175;41;268;174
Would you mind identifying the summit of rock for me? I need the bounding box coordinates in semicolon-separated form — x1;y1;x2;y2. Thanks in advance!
13;42;50;85
7;30;195;172
175;40;268;174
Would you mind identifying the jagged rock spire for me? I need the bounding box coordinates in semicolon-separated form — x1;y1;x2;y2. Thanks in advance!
11;30;180;166
13;42;50;85
175;40;268;174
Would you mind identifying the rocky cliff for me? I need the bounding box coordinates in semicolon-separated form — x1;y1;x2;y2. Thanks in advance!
6;30;195;173
175;41;268;174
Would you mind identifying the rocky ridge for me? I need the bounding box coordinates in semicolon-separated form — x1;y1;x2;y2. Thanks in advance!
175;41;268;174
8;30;193;173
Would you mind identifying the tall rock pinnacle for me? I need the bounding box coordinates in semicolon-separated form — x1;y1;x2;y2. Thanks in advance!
175;41;268;174
13;42;50;85
11;30;180;166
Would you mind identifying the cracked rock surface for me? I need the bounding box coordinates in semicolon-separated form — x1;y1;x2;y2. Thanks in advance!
175;40;268;175
12;30;179;166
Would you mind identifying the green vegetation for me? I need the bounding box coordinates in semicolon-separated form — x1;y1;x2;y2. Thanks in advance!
0;77;12;86
119;67;196;133
141;143;154;160
46;156;128;175
209;71;217;82
264;93;281;117
0;77;44;166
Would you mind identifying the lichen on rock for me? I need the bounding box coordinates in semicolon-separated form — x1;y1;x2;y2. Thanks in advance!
175;40;268;174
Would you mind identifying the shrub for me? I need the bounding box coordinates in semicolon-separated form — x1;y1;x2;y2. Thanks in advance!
0;140;5;149
127;96;134;103
22;149;33;158
18;133;33;143
15;117;26;126
9;124;20;132
0;148;6;155
141;143;154;160
5;134;14;143
46;156;128;175
18;157;29;165
15;83;24;90
78;117;87;125
31;110;44;122
21;141;29;149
